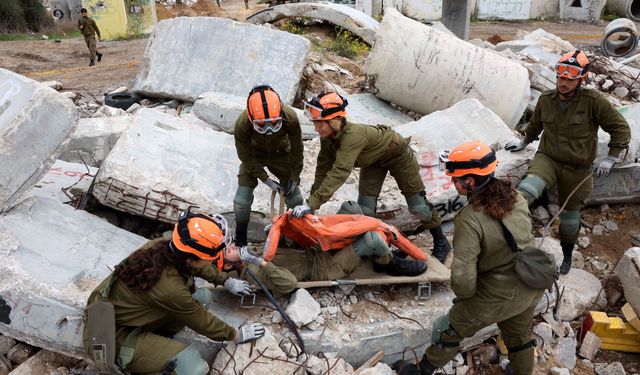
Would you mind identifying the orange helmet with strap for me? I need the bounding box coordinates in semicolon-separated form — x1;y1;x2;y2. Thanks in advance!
246;85;283;135
171;209;232;269
439;141;498;178
304;92;348;121
556;50;590;81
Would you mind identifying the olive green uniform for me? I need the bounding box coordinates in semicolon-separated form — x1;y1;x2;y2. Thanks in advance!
83;239;297;374
310;121;441;229
521;88;630;242
78;17;100;60
271;247;363;281
424;193;544;374
234;105;304;227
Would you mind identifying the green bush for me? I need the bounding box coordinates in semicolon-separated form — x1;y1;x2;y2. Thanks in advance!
20;0;52;32
280;18;306;34
327;28;369;59
0;0;27;33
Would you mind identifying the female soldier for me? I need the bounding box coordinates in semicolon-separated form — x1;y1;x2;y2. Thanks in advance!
84;210;295;375
393;141;544;375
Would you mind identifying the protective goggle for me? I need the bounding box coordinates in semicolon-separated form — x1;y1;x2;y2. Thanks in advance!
555;63;585;80
438;149;497;174
252;117;282;135
177;209;233;254
303;93;348;121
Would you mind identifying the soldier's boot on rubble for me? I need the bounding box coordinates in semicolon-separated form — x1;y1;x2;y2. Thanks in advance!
235;223;249;247
373;253;427;277
89;59;95;66
392;354;437;375
560;241;574;275
429;226;451;264
97;52;103;62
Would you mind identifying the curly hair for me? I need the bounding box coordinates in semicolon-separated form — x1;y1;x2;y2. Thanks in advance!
114;239;197;293
469;176;518;220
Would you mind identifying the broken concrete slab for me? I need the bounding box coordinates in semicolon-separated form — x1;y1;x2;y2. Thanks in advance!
365;8;530;128
23;160;97;205
524;63;556;92
0;69;78;213
588;163;640;205
192;92;412;139
557;268;606;321
614;247;640;314
0;196;147;358
246;2;379;45
559;0;606;21
59;116;133;167
133;17;310;103
285;289;321;327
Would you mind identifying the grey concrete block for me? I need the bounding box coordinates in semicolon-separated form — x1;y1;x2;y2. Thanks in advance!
554;337;577;369
23;160;97;204
0;69;78;213
59;116;133;167
579;331;601;361
557;269;606;321
615;247;640;314
133;17;310;103
286;289;321;327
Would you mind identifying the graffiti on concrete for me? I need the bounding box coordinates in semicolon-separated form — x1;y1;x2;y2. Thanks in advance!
477;0;531;19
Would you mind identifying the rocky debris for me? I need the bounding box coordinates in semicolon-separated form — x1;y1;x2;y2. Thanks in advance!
23;160;97;205
553;337;578;369
551;367;571;375
592;224;606;236
533;322;553;348
600;220;619;231
614;247;640;313
531;206;551;224
90;105;127;118
0;69;78;213
595;362;627;375
59;115;133;167
358;362;394;375
557;269;606;321
133;17;310;103
285;289;321;327
579;331;601;361
41;80;63;90
578;236;591;249
6;343;36;365
364;8;530;128
0;197;147;358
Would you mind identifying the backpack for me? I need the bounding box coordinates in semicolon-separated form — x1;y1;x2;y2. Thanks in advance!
499;221;559;291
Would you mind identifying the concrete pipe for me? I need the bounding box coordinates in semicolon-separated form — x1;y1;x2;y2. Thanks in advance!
601;18;638;57
607;0;640;21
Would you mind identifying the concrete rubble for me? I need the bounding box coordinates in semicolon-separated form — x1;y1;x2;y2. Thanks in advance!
23;160;97;205
364;8;530;129
285;289;321;327
133;17;310;103
614;247;640;313
0;69;78;213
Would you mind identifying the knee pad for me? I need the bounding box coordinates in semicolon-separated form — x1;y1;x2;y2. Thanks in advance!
284;186;303;208
559;210;581;241
357;195;378;217
404;192;433;222
233;186;254;223
169;345;208;375
352;231;390;258
337;200;364;215
517;175;546;205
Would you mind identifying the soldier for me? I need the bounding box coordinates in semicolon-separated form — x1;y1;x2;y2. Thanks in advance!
84;210;296;375
291;92;451;263
393;141;545;375
78;8;103;67
233;85;304;246
505;50;630;274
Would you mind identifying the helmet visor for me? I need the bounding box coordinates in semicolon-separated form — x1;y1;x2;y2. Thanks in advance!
252;117;282;135
304;102;325;120
211;214;233;247
556;64;584;80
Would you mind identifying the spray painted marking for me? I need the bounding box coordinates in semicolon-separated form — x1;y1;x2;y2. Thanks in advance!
477;0;531;19
47;166;93;180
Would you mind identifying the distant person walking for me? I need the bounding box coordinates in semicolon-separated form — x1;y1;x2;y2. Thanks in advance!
78;8;103;66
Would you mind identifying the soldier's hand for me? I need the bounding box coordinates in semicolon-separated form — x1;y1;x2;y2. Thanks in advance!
238;246;263;266
596;156;617;177
237;323;265;344
263;178;281;193
223;278;254;296
284;179;298;197
505;140;526;152
290;204;313;219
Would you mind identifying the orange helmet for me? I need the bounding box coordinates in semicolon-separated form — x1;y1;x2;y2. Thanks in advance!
304;92;348;121
246;85;283;135
171;209;231;268
556;50;590;81
439;141;498;178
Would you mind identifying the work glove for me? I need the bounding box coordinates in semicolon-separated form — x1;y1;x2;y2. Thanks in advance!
504;139;526;152
263;178;282;193
237;323;266;344
290;204;313;219
263;223;272;236
223;278;254;296
596;156;617;177
284;179;298;197
238;246;263;266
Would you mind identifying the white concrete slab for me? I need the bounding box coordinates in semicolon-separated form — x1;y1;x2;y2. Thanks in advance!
59;116;133;167
23;159;97;204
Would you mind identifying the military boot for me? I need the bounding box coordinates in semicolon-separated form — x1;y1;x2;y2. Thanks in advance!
560;241;574;274
89;59;95;66
235;223;249;247
429;226;451;264
373;253;427;276
97;52;103;62
392;355;438;375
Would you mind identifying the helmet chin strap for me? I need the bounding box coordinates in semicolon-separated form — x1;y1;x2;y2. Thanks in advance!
463;175;495;196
